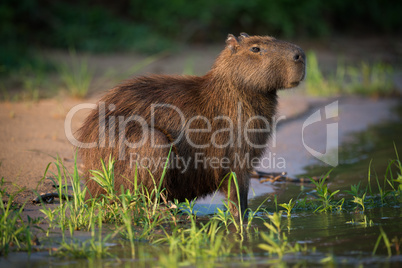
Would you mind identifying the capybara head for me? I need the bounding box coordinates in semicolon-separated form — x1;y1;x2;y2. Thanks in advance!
213;32;305;92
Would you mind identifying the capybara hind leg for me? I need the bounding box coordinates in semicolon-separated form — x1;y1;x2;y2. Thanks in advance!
113;128;174;197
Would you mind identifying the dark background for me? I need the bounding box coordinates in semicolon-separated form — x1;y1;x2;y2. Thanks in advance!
1;0;401;73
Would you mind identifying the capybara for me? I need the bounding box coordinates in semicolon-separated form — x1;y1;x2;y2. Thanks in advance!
78;33;305;217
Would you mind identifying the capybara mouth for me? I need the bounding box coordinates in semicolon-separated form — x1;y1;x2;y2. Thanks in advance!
290;81;300;87
300;68;306;81
287;65;305;89
286;81;300;88
284;79;303;89
282;81;300;89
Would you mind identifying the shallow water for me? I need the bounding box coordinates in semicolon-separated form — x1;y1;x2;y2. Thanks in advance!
247;101;402;266
4;207;401;267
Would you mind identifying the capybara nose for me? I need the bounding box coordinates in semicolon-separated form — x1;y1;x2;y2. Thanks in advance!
293;50;305;63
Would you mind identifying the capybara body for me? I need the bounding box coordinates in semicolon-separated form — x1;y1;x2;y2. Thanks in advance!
78;33;305;217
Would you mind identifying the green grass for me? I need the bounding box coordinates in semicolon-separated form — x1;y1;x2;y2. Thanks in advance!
373;227;392;257
279;198;295;217
29;153;311;264
58;50;93;98
258;212;308;259
278;146;402;216
306;51;396;97
0;60;56;102
0;178;37;256
2;48;397;102
346;215;373;227
104;52;168;83
1;147;401;263
305;51;330;95
310;170;343;212
1;50;166;102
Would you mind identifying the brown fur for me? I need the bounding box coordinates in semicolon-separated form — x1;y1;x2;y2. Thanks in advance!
78;33;305;217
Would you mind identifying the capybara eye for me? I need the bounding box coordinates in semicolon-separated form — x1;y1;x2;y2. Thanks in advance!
250;47;260;53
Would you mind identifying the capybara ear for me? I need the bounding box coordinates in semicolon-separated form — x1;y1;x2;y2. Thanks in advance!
226;34;240;52
239;32;249;39
238;32;249;43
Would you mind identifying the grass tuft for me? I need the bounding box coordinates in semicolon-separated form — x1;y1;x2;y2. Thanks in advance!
306;51;396;97
2;146;401;264
58;50;93;98
0;178;36;256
